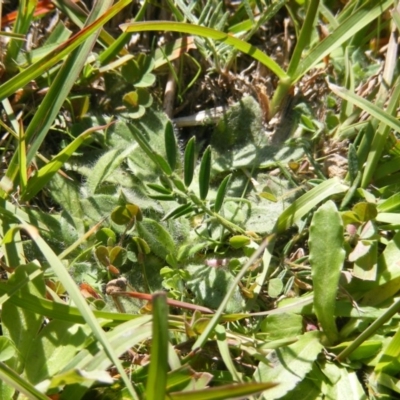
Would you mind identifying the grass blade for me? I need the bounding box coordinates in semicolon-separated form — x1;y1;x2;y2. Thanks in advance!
3;225;139;400
146;292;169;400
120;21;288;80
0;0;132;103
328;82;400;134
20;124;106;201
169;382;277;399
0;362;49;400
276;178;348;233
294;0;393;82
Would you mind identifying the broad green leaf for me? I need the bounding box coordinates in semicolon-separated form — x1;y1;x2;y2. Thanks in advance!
260;313;303;341
146;293;169;400
309;201;345;344
320;364;367;400
331;340;382;361
0;338;16;362
109;246;127;267
1;264;45;373
111;204;142;225
86;145;136;194
95;246;109;266
352;202;377;222
350;240;378;281
136;218;176;259
24;321;93;384
184;136;196;187
198;146;212;200
377;192;400;213
186;264;244;313
254;331;323;399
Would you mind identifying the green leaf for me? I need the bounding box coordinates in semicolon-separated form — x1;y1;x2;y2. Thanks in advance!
375;327;400;374
147;183;173;195
198;146;212;200
162;203;193;221
254;331;323;399
165;121;178;172
169;382;277;400
329;82;400;134
184;137;196;187
0;338;16;362
260;313;303;341
111;204;142;225
136;218;176;259
214;174;231;212
352;202;377;222
86;145;135;194
121;21;287;80
215;325;242;383
12;225;139;399
0;0;132;103
154;152;173;175
347;143;359;183
309;200;345;344
276;178;348;233
1;264;46;372
109;246;127;267
229;235;251;249
146;292;169;400
123;91;139;107
21;126;96;201
295;0;393;81
24;321;93;384
95;245;109;267
0;362;48;400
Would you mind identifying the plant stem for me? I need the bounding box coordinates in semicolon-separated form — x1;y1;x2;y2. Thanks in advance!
336;298;400;361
